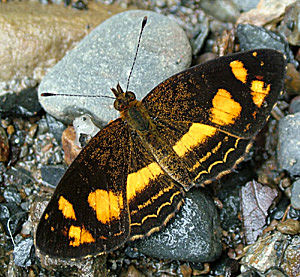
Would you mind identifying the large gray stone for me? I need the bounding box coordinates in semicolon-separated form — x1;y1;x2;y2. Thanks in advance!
38;10;192;125
134;189;222;263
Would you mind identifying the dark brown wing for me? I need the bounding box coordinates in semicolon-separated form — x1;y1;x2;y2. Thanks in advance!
143;49;286;139
36;119;131;259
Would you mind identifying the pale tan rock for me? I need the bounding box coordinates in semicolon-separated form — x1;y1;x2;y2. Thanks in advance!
0;1;128;82
237;0;296;26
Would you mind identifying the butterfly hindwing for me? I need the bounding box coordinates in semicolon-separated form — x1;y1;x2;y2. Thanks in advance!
36;119;131;258
126;130;184;239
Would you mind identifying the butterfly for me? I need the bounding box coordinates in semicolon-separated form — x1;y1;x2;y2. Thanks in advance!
35;28;286;258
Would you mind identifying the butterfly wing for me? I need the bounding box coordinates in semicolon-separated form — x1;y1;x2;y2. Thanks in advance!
126;130;184;239
143;49;286;139
36;119;131;259
141;49;285;188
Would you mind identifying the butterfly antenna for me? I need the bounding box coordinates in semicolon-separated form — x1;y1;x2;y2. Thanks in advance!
125;16;147;92
41;92;115;100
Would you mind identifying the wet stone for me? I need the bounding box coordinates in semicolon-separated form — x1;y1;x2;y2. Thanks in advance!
38;10;192;125
134;189;222;263
236;24;297;66
291;179;300;210
277;112;300;176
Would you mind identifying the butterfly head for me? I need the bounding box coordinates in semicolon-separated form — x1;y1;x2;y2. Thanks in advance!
111;83;136;112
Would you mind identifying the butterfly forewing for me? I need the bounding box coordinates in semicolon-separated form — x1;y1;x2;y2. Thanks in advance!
36;119;131;258
143;49;286;138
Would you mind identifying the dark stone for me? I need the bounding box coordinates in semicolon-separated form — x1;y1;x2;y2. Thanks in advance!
277;112;300;176
134;189;222;263
0;202;25;236
40;165;66;188
237;24;297;66
291;179;300;210
0;87;43;117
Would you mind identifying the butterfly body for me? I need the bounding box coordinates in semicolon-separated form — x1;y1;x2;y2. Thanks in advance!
36;49;286;259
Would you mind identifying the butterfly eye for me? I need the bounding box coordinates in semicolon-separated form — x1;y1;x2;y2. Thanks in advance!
114;100;125;111
125;91;136;101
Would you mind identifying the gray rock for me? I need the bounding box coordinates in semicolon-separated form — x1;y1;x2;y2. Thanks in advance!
237;24;297;66
38;10;192;125
134;189;222;263
13;238;35;267
277;112;300;176
291;179;300;210
232;0;259;12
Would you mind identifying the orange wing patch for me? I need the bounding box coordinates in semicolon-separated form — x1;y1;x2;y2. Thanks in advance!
58;196;77;220
251;80;270;108
210;89;242;126
127;162;164;201
173;123;217;157
88;190;124;224
230;60;247;83
68;225;95;247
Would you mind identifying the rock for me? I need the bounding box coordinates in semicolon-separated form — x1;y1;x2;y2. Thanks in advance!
237;0;296;26
240;231;300;276
277;112;300;176
0;1;127;82
199;0;240;23
277;218;300;235
40;165;67;188
38;10;192;125
0;87;42;117
285;64;300;96
291;179;300;210
232;0;260;12
13;238;35;267
236;24;297;66
134;189;222;263
0;126;9;162
278;1;300;46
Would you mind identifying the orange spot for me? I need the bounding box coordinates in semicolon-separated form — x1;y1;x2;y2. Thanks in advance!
251;80;270;107
210;89;242;126
127;162;163;201
58;196;77;220
69;225;95;247
173;123;217;157
51;226;54;231
45;213;49;220
230;60;247;83
260;61;264;66
88;190;124;224
252;52;257;57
